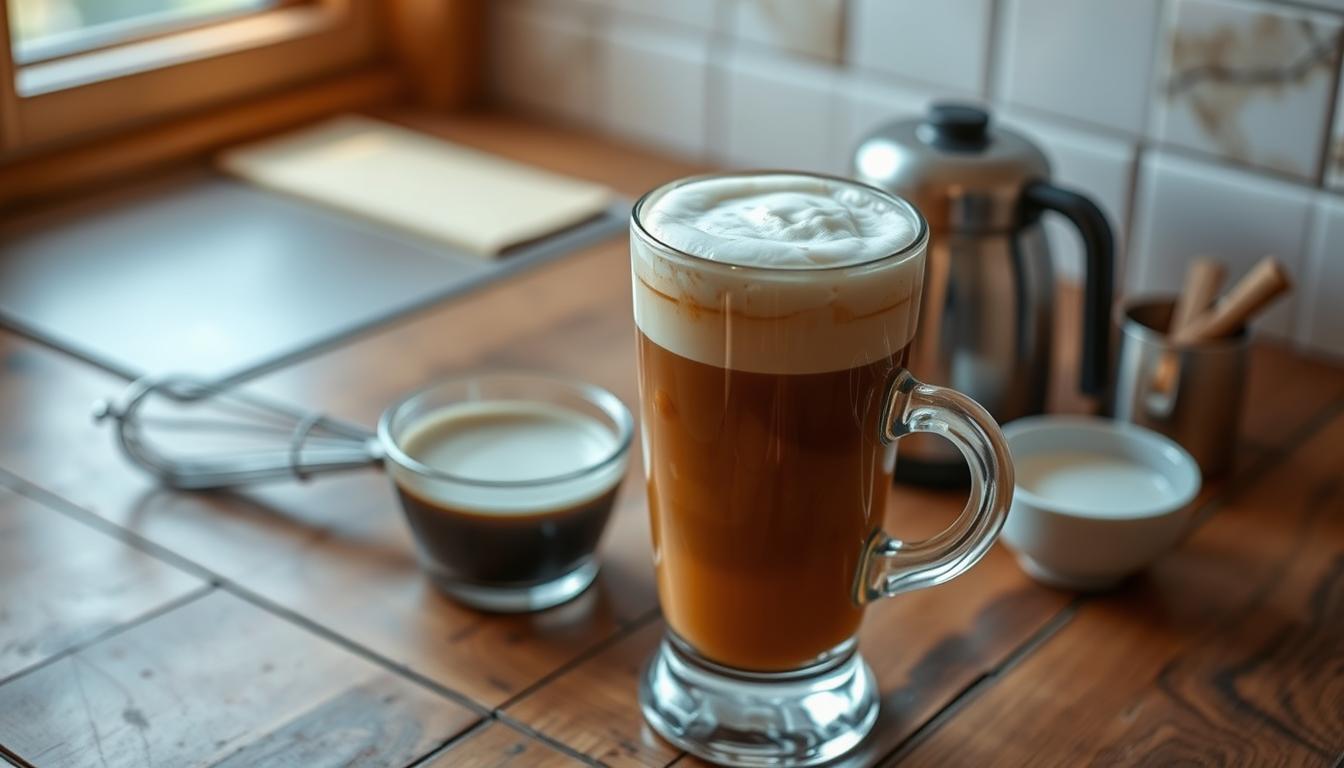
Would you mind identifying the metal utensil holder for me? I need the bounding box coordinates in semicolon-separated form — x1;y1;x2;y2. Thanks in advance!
1108;297;1247;477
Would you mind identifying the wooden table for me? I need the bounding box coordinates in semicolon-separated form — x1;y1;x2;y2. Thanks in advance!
0;111;1341;768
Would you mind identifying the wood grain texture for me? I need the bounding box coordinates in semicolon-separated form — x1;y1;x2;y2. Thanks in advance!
382;0;485;110
0;110;712;710
427;722;587;767
0;4;18;151
0;69;403;211
899;411;1344;767
507;488;1073;768
0;111;1341;766
0;486;203;683
13;1;381;152
506;621;677;768
0;590;478;768
0;317;648;708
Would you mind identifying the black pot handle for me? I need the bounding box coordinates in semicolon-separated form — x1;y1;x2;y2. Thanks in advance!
1021;181;1114;397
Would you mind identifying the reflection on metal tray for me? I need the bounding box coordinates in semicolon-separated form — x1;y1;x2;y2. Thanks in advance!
0;175;627;386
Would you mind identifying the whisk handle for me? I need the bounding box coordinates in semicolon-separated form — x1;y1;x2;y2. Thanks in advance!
94;376;384;490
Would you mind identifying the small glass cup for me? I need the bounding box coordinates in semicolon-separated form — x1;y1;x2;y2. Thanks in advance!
379;372;633;612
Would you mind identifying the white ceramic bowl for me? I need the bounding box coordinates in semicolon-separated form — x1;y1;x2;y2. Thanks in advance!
999;416;1201;591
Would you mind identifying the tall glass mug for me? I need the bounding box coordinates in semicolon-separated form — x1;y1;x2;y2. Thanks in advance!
631;172;1014;767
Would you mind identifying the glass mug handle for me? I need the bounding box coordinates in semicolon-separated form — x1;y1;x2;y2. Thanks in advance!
856;370;1015;603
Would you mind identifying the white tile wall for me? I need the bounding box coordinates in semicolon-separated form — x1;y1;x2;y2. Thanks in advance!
589;0;720;29
835;76;940;171
729;0;845;62
848;0;993;95
1129;151;1310;336
997;0;1162;135
487;0;1344;355
1326;75;1344;189
714;49;842;172
1299;196;1344;358
598;19;711;157
1149;0;1342;180
491;2;603;126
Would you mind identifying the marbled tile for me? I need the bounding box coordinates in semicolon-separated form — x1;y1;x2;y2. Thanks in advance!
1324;75;1344;188
1150;0;1342;180
729;0;845;62
1128;151;1310;338
1002;110;1139;284
598;18;711;158
836;75;941;172
848;0;993;95
712;49;842;173
1298;195;1344;359
491;2;603;126
997;0;1162;135
589;0;720;30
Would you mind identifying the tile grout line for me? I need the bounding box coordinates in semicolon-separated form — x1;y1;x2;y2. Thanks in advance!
0;466;663;765
0;468;493;717
880;597;1084;766
215;580;494;717
665;392;1341;768
0;743;31;768
0;469;233;586
876;397;1344;764
981;0;1006;103
495;604;663;712
492;712;611;768
402;717;497;768
3;400;1340;766
0;583;215;690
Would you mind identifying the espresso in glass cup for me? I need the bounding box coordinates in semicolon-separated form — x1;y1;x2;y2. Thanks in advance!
379;373;633;613
631;173;1014;766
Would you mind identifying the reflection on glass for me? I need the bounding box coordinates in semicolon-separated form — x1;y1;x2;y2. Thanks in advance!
8;0;275;62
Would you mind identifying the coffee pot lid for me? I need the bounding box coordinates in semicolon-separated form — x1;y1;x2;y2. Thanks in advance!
851;103;1050;232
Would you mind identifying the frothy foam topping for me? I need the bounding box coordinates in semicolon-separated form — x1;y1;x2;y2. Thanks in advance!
391;401;626;515
632;174;926;375
641;175;917;269
401;401;616;482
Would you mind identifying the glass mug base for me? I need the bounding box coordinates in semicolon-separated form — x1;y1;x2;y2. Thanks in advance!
426;557;599;613
639;633;878;767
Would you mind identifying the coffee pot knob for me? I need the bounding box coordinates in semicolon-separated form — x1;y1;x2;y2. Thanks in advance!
924;104;990;151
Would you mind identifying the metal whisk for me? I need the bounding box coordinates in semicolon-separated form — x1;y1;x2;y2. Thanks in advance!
93;375;383;490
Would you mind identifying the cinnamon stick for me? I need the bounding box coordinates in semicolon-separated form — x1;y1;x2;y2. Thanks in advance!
1173;257;1291;344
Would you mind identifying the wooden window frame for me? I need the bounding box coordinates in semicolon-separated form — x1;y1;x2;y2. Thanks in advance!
0;0;382;155
0;0;483;209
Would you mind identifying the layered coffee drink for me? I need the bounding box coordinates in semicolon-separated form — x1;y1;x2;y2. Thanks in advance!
391;400;622;588
632;174;925;671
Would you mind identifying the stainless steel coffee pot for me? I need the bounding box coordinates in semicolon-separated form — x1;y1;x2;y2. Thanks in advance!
853;104;1114;485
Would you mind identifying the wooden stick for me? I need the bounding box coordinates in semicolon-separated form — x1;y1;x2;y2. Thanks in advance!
1173;257;1292;344
1170;259;1226;333
1152;259;1226;394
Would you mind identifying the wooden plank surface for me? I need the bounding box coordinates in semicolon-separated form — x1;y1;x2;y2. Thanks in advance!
897;410;1344;767
504;502;1072;767
0;110;1341;767
0;590;478;768
506;621;676;768
0;111;707;709
426;722;588;767
0;485;203;683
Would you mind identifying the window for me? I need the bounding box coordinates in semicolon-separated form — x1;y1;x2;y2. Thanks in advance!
11;0;278;64
0;0;381;155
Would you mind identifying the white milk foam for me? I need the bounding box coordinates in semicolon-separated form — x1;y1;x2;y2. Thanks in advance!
1016;452;1177;517
394;401;625;515
632;174;925;374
